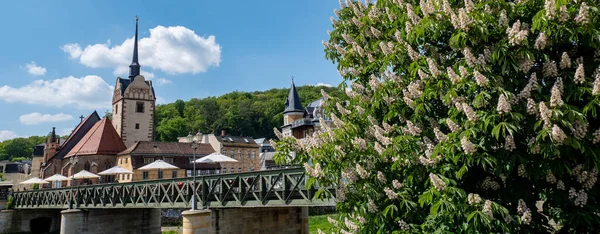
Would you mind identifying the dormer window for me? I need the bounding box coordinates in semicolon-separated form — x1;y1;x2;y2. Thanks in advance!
136;102;145;113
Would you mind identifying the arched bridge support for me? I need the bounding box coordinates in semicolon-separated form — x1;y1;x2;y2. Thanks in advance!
60;208;161;234
0;209;61;233
182;207;309;234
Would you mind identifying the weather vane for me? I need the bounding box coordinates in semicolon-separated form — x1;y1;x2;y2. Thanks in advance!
136;15;139;22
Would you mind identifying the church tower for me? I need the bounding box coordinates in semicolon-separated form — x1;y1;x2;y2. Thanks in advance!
281;77;304;137
112;17;156;147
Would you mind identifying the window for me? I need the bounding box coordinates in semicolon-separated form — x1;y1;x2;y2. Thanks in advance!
115;104;118;115
158;171;164;179
230;149;234;157
252;151;256;159
238;149;242;158
144;157;154;164
238;167;242;172
136;102;145;113
247;167;250;172
135;123;140;129
127;174;130;180
142;171;149;180
164;157;174;164
172;171;177;178
84;162;90;171
120;158;122;164
223;168;227;173
121;174;124;180
231;168;234;173
186;170;192;177
247;151;251;159
125;158;128;163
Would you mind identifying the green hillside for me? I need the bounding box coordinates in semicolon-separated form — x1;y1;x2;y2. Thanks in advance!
154;85;344;142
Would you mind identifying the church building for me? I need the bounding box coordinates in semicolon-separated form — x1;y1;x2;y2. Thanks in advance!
34;18;158;185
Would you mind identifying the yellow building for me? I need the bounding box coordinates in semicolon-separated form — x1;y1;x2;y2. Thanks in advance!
179;131;260;173
116;141;215;182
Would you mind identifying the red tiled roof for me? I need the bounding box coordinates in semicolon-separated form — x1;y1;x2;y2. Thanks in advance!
65;117;126;157
48;111;100;161
118;141;215;156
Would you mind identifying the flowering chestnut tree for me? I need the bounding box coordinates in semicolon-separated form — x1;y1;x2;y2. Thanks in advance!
274;0;600;232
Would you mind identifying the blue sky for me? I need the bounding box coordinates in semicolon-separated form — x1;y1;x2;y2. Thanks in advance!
0;0;341;140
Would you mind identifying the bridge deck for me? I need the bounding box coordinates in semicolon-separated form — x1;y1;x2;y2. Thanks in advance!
13;168;336;209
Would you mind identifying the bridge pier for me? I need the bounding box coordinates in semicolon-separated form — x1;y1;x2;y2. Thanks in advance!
182;207;309;234
0;209;61;233
60;208;161;234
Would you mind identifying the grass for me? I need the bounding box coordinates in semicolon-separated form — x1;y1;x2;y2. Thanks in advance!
309;214;335;234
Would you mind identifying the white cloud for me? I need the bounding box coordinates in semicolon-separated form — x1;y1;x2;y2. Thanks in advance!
141;71;154;80
156;96;167;105
59;128;73;136
25;61;47;75
0;75;113;109
62;25;221;76
316;82;332;87
0;130;18;142
19;112;73;125
156;78;172;85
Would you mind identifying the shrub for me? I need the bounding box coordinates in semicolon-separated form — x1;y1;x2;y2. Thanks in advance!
275;0;600;232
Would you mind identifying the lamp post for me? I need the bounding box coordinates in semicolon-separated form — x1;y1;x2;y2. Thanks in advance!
187;132;199;210
68;155;79;209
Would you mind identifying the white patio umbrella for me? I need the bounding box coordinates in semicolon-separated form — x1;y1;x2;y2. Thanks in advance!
44;174;71;181
98;165;133;175
138;160;179;180
20;177;50;184
195;153;239;163
72;170;101;179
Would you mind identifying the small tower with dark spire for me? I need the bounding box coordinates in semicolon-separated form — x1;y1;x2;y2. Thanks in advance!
43;127;60;163
129;16;141;80
112;16;156;147
281;77;305;137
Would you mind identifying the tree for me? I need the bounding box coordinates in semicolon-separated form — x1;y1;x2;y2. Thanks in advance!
275;0;600;232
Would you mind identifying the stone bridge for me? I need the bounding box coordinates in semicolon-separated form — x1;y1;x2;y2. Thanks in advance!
2;168;337;234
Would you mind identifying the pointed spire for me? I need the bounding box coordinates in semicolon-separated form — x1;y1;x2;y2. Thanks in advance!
129;16;141;79
283;76;304;113
50;127;57;143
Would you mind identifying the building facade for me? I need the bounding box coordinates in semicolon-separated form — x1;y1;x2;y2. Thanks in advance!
112;17;156;148
280;79;332;139
117;141;215;182
0;161;30;189
179;131;260;173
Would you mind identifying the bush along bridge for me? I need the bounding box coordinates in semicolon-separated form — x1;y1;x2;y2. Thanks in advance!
1;168;337;234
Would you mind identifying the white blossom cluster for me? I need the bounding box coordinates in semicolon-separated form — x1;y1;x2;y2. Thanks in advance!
461;137;477;154
504;135;516;151
535;32;549;50
575;2;590;25
552;124;567;145
517;199;532;225
573;165;598;190
429;173;447;191
543;60;558;77
356;164;369;179
384;187;398;200
569;188;588;207
550;78;564;107
574;63;585;84
572;120;588;139
304;162;324;178
482;200;493;219
367;198;378;213
344;217;359;232
398;220;409;230
434;128;449;142
447;119;460;132
593;129;600;144
402;120;422;136
462;103;477;121
544;0;556;19
377;171;387;183
468;193;482;205
393;179;403;189
546;171;557;184
507;20;528;46
560;52;572;69
481;176;500;191
557;180;566;190
518;164;527;177
497;94;511;114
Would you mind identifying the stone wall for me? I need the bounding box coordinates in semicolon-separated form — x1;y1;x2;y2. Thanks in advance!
183;207;309;234
0;209;61;233
61;208;161;234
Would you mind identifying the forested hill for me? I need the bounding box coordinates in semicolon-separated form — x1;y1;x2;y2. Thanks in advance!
154;85;345;142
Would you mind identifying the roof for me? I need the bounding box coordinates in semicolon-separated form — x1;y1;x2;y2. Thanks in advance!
65;117;126;157
50;111;101;161
254;138;266;144
214;135;260;148
305;98;324;119
116;77;156;98
260;152;277;161
118;141;215;156
283;81;304;113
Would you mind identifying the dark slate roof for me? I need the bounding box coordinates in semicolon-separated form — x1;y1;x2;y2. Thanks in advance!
1;162;25;173
214;135;260;148
283;81;303;113
116;77;156;98
51;111;101;161
118;141;215;156
304;98;324;119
